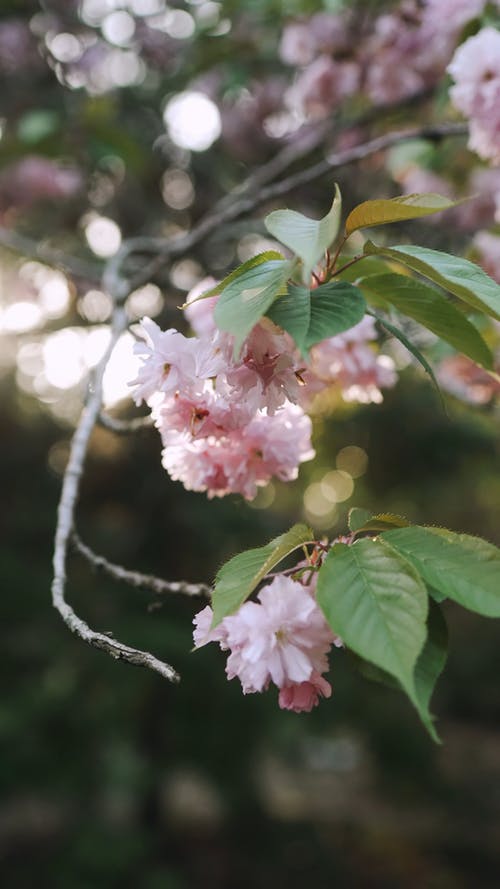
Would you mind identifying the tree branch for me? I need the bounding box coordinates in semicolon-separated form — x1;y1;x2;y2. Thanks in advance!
0;227;102;281
239;121;469;205
112;121;468;295
2;122;467;298
215;89;435;207
51;301;180;682
72;531;211;598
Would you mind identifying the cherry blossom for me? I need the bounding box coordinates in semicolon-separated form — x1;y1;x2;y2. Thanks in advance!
278;673;332;713
193;575;337;710
226;320;302;415
129;317;224;405
304;317;397;406
160;404;314;500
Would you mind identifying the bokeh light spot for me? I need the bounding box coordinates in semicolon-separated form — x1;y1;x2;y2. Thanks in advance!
163;91;221;152
84;215;122;257
336;446;368;478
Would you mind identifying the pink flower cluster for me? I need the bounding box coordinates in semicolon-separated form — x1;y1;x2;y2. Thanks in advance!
422;0;489;36
193;574;341;713
362;3;452;108
437;354;500;405
129;293;315;499
448;27;500;165
129;284;397;499
278;0;489;121
303;317;397;406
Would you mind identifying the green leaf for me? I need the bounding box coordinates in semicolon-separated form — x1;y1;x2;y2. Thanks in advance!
352;655;400;691
214;259;292;356
266;281;366;355
364;242;500;321
348;508;410;535
266;284;310;347
181;251;284;305
412;600;448;743
265;184;342;284
345;193;459;236
316;538;428;697
368;309;443;403
382;526;500;617
428;587;447;604
360;273;493;369
211;524;314;627
351;598;448;742
352;513;411;536
305;282;366;350
348;507;373;533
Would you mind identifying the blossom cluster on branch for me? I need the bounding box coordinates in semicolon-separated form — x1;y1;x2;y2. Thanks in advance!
279;1;500;134
194;568;342;714
3;0;498;721
129;285;396;500
448;26;500;165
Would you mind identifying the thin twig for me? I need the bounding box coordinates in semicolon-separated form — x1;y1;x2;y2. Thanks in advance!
332;254;364;277
3;123;467;296
72;531;211;598
51;302;180;682
98;412;154;434
245;122;469;205
113;121;468;296
0;227;102;281
217;117;337;204
215;88;434;207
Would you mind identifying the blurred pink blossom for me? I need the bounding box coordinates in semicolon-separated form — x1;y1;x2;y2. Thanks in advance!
448;28;500;165
279;13;349;67
437;354;500;405
395;166;453;200
473;231;500;282
305;317;397;406
0;20;41;74
422;0;487;35
453;168;500;230
363;6;451;106
0;156;83;213
279;22;317;67
287;55;360;119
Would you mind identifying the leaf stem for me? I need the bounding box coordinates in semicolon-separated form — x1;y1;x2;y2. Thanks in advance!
332;253;364;278
328;234;348;276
